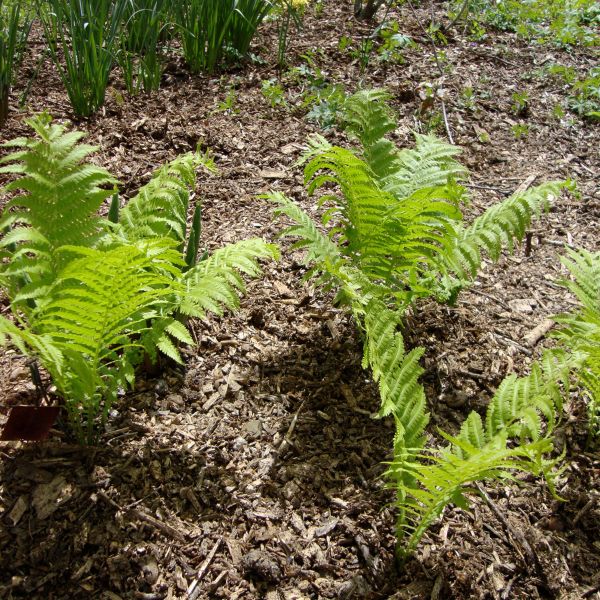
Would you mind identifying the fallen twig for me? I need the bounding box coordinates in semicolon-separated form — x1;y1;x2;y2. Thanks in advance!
406;0;454;144
523;318;554;347
98;491;186;543
187;538;222;600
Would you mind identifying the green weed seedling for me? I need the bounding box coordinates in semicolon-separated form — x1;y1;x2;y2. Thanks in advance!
511;89;530;116
512;122;530;139
0;114;278;443
261;78;287;108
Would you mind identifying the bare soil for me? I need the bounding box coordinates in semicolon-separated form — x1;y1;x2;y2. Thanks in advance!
0;2;599;599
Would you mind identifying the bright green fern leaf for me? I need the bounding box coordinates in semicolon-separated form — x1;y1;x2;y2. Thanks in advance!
179;239;279;318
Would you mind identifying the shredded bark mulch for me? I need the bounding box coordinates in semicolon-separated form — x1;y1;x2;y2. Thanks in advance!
1;2;599;598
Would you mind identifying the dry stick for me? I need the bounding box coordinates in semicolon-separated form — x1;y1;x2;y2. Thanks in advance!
572;497;596;527
523;318;555;347
268;400;306;475
406;0;454;145
98;491;186;543
475;483;538;567
187;538;222;600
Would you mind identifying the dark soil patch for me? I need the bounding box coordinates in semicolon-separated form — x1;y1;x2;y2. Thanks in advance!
1;2;599;599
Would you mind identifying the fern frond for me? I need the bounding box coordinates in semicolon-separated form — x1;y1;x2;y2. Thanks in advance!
382;133;467;200
264;191;341;274
552;248;600;436
394;350;573;556
117;151;215;245
33;245;175;361
304;146;462;282
394;436;554;557
356;298;429;503
448;181;566;278
343;89;400;181
0;114;116;254
178;239;279;318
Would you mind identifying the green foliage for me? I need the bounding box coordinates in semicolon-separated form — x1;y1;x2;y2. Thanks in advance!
553;249;600;439
0;0;32;126
288;63;347;130
568;67;600;119
40;0;127;117
118;0;169;95
461;0;599;47
286;89;566;305
267;88;578;558
0;115;277;441
0;113;116;299
172;0;272;73
261;78;287;108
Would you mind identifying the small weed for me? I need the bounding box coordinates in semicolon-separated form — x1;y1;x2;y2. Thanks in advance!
459;86;477;112
213;87;239;115
568;67;600;118
377;21;415;64
261;78;287;108
511;90;529;116
338;35;352;52
288;63;347;130
512;123;530;139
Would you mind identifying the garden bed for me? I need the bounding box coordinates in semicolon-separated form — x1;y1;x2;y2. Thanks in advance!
1;2;599;598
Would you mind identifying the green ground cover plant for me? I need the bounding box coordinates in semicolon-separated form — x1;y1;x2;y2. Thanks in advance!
0;114;278;443
456;0;599;47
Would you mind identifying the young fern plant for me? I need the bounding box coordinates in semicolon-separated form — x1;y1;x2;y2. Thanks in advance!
0;114;277;442
266;88;576;559
334;88;571;305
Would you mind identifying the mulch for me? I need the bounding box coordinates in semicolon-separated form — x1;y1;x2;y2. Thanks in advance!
0;2;599;598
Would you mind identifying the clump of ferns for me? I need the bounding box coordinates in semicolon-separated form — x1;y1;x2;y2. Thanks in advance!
0;113;278;442
265;88;582;558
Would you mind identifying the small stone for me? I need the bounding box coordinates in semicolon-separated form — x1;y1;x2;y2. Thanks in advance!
233;436;248;450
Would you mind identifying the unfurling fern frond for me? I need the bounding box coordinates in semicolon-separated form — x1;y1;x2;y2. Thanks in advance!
179;239;279;318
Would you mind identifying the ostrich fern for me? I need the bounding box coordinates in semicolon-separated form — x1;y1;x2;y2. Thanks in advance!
553;248;600;438
271;90;568;305
0;115;277;441
267;89;580;558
